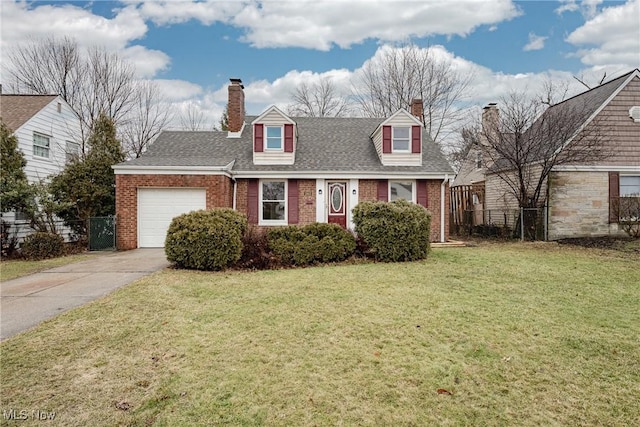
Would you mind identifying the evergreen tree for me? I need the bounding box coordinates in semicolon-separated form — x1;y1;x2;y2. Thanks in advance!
0;120;32;213
219;103;229;131
51;113;124;234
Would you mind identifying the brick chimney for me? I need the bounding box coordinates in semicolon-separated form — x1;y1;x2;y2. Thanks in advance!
482;103;499;142
227;78;245;133
411;98;423;122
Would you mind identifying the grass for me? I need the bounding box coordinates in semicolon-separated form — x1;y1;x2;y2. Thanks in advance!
0;253;95;281
1;242;638;426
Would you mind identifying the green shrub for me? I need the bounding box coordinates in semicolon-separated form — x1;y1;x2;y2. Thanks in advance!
165;209;247;271
20;232;65;260
267;222;356;266
352;199;431;262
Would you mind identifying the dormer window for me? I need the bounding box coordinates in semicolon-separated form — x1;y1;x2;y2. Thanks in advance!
266;126;283;150
392;127;410;152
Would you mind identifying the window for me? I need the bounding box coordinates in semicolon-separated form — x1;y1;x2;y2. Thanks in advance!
266;126;283;150
66;141;80;163
389;181;415;202
33;132;50;158
620;176;640;196
261;180;286;223
392;127;410;152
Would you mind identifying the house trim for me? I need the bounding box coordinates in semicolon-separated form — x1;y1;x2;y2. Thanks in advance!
232;171;451;179
227;122;246;138
113;164;235;177
553;165;640;172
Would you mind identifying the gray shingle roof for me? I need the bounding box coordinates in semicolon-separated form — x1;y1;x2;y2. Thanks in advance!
0;94;57;132
118;116;454;175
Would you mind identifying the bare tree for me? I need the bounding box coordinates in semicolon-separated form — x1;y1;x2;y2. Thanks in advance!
352;44;472;142
120;80;173;158
288;77;350;117
480;90;610;209
179;103;206;131
5;36;154;153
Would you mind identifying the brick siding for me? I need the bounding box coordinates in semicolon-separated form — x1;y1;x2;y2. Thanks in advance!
115;174;233;250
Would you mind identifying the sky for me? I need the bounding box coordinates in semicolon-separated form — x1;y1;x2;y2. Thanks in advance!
1;0;639;132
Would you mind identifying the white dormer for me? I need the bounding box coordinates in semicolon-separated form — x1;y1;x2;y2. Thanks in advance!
371;109;423;166
252;106;297;165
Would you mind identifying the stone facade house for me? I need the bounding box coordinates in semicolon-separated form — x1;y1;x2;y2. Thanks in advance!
113;79;454;249
454;69;640;239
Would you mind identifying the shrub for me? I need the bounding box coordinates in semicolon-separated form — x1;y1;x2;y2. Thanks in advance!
20;232;65;260
352;199;431;262
165;209;247;271
267;222;356;266
238;225;276;270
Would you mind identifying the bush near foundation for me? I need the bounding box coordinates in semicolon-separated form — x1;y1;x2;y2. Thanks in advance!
267;222;356;266
352;199;431;262
165;209;247;271
20;232;65;260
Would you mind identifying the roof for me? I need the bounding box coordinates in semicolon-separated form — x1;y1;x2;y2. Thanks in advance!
0;94;58;132
117;116;454;176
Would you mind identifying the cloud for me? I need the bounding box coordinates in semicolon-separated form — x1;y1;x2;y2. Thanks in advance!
0;1;168;78
132;0;521;51
153;79;204;101
566;0;640;68
556;0;603;17
523;33;547;51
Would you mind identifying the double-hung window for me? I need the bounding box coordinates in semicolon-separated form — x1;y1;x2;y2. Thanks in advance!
392;127;410;152
260;180;286;224
618;176;640;222
66;141;80;163
265;126;283;150
389;181;415;202
33;132;50;158
620;176;640;197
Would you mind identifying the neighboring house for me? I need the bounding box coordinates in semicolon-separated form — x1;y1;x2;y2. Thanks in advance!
454;69;640;240
113;79;454;249
0;94;82;239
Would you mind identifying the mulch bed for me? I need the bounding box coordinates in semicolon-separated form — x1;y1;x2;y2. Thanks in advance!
557;236;640;253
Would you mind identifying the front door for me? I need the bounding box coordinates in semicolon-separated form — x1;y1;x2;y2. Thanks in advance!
327;182;347;228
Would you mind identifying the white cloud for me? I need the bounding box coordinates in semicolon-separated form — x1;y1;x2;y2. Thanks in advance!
523;33;547;51
132;0;521;51
566;0;640;68
556;0;603;17
153;79;203;101
556;0;580;15
121;46;171;78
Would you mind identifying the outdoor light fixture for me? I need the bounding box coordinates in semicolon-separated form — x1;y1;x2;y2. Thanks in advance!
352;189;357;195
318;189;323;195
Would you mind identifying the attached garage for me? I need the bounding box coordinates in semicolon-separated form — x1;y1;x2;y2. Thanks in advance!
137;188;206;247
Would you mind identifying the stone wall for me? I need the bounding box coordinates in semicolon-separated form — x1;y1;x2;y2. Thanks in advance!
548;171;622;239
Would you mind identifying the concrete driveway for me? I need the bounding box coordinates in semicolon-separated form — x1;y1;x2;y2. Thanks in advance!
1;249;169;341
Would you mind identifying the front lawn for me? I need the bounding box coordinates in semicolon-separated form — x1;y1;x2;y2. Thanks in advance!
0;253;95;281
1;243;638;426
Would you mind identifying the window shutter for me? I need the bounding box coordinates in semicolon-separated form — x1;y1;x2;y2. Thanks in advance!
609;172;619;223
284;124;294;153
254;124;264;152
288;179;299;224
417;179;428;207
382;126;391;153
377;180;388;201
411;125;421;154
248;179;259;224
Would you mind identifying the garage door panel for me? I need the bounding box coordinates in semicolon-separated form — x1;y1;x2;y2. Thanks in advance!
138;188;206;247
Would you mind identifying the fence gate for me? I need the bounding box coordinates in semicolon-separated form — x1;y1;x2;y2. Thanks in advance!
89;216;116;251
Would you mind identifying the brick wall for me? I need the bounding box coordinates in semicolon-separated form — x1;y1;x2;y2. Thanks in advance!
115;174;233;250
359;180;378;202
298;179;316;225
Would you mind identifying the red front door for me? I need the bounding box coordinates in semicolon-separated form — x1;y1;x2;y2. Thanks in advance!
327;182;347;228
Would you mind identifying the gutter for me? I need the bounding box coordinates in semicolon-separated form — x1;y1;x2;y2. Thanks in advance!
440;175;449;243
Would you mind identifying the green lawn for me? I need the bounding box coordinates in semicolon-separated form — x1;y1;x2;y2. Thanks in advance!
1;243;638;426
0;253;95;281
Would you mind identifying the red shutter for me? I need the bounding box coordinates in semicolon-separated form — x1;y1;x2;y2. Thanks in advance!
411;125;421;154
609;172;619;223
377;180;388;201
254;124;264;152
288;179;299;224
247;179;259;224
382;125;391;154
417;179;428;208
284;124;294;153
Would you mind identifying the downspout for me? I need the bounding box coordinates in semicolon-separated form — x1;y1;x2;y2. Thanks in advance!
440;175;448;243
232;177;237;210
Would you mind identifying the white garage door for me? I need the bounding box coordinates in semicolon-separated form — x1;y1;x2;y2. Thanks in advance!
138;188;206;247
